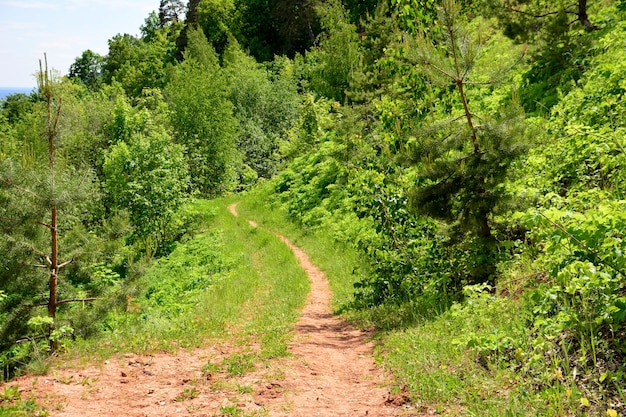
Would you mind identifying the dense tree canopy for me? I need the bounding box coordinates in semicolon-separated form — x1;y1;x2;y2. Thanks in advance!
68;50;105;90
167;28;239;196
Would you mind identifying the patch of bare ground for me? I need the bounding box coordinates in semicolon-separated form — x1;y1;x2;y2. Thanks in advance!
1;204;431;416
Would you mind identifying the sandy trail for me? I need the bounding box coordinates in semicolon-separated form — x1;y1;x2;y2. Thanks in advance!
2;204;419;416
228;202;410;416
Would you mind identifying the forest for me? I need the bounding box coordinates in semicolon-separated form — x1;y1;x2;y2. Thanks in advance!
1;0;626;415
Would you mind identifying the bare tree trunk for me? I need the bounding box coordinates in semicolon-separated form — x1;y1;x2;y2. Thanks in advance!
45;58;59;321
577;0;599;30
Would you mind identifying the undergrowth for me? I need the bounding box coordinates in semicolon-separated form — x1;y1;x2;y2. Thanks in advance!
237;176;626;415
66;197;308;365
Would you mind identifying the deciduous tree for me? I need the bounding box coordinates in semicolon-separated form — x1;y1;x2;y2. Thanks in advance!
223;43;300;180
68;49;105;90
308;0;360;103
103;131;189;247
167;28;239;196
480;0;599;42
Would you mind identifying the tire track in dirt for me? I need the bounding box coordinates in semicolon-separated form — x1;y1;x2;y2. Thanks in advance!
229;203;411;416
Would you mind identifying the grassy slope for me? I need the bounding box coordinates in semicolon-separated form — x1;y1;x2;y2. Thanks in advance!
69;197;309;362
237;184;598;416
1;197;312;415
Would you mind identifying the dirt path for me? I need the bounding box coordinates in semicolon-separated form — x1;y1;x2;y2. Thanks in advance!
229;203;408;416
3;204;419;416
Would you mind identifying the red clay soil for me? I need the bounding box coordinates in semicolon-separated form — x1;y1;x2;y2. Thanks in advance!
1;204;428;416
266;235;405;416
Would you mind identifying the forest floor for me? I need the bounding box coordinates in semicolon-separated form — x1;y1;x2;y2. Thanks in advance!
2;204;430;416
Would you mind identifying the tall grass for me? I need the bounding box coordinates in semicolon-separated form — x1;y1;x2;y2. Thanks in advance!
70;198;309;360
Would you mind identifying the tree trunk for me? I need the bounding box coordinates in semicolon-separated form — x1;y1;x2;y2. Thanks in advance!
479;205;492;238
577;0;599;30
48;207;58;320
45;56;59;323
457;79;480;153
41;55;61;349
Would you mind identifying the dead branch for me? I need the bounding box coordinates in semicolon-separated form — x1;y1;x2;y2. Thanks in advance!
36;221;53;230
58;258;75;269
55;298;98;306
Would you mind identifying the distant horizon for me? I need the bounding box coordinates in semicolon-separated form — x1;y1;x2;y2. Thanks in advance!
0;86;37;100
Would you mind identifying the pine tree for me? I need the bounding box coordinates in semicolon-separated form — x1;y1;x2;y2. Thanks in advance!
405;0;527;283
175;0;201;62
158;0;185;28
0;57;96;351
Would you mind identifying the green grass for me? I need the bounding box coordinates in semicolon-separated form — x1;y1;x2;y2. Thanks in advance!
70;197;309;363
0;384;48;416
8;188;607;416
237;186;360;314
379;301;583;416
2;195;310;415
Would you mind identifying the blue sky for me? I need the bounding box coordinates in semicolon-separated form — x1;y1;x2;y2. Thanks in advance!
0;0;159;87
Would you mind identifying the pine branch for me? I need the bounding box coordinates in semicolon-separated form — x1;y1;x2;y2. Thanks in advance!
0;215;22;226
425;61;458;82
19;242;51;260
0;177;42;200
77;168;91;188
56;298;98;306
36;221;53;230
58;258;75;269
28;298;99;308
502;5;565;19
